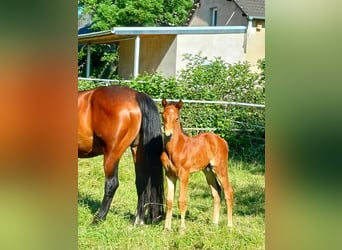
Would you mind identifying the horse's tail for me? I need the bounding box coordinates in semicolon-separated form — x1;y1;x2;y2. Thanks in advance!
135;92;164;223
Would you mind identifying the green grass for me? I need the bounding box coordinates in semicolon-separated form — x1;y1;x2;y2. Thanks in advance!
78;150;264;249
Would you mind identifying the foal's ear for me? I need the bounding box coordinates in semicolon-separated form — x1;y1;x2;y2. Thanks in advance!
176;100;183;109
162;98;168;107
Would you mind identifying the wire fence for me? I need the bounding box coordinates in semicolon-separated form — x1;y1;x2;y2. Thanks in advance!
78;77;265;139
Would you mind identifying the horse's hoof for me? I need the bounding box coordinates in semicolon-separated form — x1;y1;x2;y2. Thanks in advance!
133;217;145;226
91;216;104;225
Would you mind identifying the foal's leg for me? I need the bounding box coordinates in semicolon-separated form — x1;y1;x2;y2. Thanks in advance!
161;152;178;231
178;170;190;231
203;168;222;225
164;172;177;231
215;166;234;227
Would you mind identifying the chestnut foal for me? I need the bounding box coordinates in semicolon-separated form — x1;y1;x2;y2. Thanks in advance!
160;99;233;231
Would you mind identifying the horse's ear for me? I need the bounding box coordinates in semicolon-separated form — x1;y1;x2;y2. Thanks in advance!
177;100;183;109
162;98;168;107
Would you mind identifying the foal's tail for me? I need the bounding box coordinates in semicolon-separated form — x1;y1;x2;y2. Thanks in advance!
135;92;164;223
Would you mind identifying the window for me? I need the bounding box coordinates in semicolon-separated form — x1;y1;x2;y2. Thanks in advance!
211;8;218;26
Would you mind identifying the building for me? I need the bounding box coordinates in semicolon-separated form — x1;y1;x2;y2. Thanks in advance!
78;0;265;78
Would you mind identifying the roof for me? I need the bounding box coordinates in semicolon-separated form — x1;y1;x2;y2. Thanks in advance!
78;26;247;44
233;0;265;19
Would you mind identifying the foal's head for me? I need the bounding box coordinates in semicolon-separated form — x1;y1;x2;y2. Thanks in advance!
161;99;183;136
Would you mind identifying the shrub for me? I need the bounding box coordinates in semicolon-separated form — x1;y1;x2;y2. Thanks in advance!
78;54;265;164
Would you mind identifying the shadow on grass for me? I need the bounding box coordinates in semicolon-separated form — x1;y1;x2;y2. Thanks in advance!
78;191;101;215
78;191;164;225
78;192;134;224
229;137;265;175
189;180;264;217
234;183;264;216
230;155;265;175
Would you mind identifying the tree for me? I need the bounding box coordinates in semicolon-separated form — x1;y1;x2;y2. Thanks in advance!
78;0;194;78
79;0;193;30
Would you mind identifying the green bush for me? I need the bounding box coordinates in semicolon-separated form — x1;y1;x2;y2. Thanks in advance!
176;54;265;164
78;79;104;91
78;54;265;165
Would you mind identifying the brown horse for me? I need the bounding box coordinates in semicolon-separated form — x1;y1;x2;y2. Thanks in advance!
160;99;233;231
78;85;164;225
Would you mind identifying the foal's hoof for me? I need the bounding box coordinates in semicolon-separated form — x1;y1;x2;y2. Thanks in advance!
179;226;187;234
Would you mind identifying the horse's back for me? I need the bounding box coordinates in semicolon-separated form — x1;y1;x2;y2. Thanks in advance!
194;132;228;152
192;132;229;166
91;85;139;107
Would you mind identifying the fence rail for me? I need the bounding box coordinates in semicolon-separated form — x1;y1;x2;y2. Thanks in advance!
78;77;265;109
154;98;265;108
78;77;265;136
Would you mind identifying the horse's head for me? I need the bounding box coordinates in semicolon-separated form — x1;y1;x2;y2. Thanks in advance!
161;99;183;137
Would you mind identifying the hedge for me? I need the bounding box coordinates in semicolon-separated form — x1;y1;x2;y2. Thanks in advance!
78;54;265;164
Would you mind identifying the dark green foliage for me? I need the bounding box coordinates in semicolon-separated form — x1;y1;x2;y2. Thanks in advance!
78;44;119;78
78;1;194;78
78;54;265;165
79;0;193;29
78;79;104;91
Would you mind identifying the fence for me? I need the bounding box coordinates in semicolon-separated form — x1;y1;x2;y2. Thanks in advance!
78;77;265;139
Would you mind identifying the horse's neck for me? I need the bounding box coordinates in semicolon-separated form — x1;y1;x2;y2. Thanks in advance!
165;123;185;158
171;122;188;143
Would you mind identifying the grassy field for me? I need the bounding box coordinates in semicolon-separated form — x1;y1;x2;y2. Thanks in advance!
78;150;264;249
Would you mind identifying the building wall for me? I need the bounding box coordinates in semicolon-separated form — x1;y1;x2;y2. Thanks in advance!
118;32;247;79
189;0;247;26
246;20;265;71
139;35;177;77
175;33;246;75
118;35;177;78
118;39;135;78
188;0;265;72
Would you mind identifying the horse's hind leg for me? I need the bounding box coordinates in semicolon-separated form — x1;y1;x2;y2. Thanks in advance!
93;158;120;224
133;161;147;226
203;167;222;225
215;166;234;227
178;171;190;231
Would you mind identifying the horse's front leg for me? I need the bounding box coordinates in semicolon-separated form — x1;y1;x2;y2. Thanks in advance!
161;152;177;231
178;170;190;231
164;172;177;231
